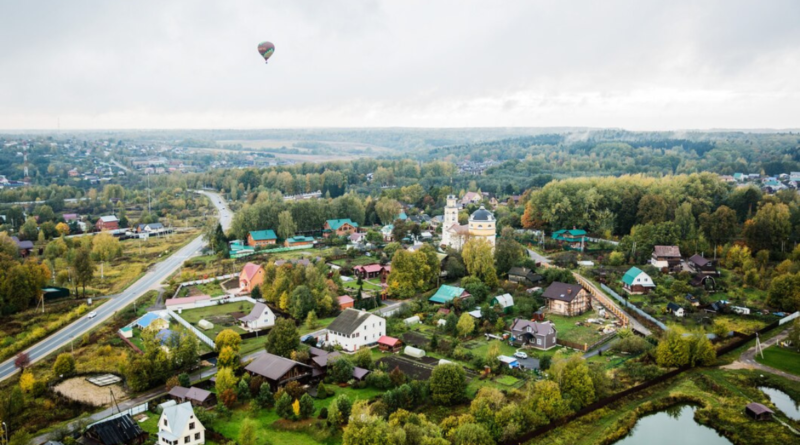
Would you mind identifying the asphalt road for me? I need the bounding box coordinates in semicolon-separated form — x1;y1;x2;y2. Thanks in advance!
0;191;230;383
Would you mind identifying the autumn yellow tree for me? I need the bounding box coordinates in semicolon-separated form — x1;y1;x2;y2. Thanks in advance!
92;231;122;279
462;238;498;287
55;222;70;236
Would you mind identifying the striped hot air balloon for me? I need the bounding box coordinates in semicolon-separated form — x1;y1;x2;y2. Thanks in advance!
257;41;275;64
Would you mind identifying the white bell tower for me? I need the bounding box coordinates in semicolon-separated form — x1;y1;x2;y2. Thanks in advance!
442;195;459;248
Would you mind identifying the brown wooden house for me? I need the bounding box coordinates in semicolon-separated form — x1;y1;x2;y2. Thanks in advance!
541;282;591;316
244;352;312;390
323;219;359;238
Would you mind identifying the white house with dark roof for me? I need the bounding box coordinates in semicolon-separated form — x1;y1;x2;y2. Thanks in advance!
237;302;275;331
157;402;205;445
325;308;385;352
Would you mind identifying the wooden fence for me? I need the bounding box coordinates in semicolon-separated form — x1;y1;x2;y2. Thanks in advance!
573;273;630;328
117;331;143;355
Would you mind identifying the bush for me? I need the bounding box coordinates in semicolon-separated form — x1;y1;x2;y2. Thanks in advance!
319;407;328;419
53;353;76;376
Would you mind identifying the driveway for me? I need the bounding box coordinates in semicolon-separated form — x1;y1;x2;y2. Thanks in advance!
527;248;551;265
722;330;800;383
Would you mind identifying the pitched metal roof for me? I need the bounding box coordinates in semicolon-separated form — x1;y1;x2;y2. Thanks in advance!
326;308;379;335
249;229;277;240
244;352;310;381
688;254;710;267
239;302;269;322
429;285;468;303
621;267;647;285
326;219;358;230
161;402;202;437
541;282;584;302
241;262;262;281
653;245;681;258
86;414;144;445
746;402;774;415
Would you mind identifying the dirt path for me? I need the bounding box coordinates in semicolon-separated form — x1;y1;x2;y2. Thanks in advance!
53;378;130;406
720;330;800;382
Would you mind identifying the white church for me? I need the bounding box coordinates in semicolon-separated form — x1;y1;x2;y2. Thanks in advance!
441;195;496;251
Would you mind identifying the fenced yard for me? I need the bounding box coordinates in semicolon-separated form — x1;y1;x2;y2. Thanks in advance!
547;310;611;346
178;301;255;339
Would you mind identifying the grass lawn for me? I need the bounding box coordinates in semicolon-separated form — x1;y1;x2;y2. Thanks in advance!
210;387;381;445
179;301;254;339
240;335;267;356
330;256;377;267
548;310;609;346
495;375;520;386
190;282;227;297
342;280;384;292
298;317;337;336
755;345;800;376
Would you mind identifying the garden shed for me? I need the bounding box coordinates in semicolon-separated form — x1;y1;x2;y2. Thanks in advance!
404;315;421;326
198;319;214;330
404;346;426;358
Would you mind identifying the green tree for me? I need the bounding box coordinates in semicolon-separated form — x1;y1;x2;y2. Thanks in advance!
256;383;274;408
742;202;792;252
767;273;800;312
456;312;475;338
330;357;355;383
656;330;690;368
178;373;191;387
353;347;374;369
19;217;39;241
305;310;319;329
558;356;595;409
92;231;122;279
387;249;431;299
687;333;716;367
451;423;494;445
238;418;257;445
328;394;353;427
217;345;239;369
494;227;525;276
430;364;466;405
299;393;315;419
214;329;242;353
52;353;76;376
699;205;738;247
462;238;498;287
73;247;95;296
265;318;299;358
215;367;238;395
277;210;297;240
288;285;315;320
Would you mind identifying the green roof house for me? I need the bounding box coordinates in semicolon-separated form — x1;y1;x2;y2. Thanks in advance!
429;285;470;304
248;230;278;247
323;219;359;237
621;266;655;295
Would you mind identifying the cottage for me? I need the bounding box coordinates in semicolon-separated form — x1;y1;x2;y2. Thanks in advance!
84;415;148;445
96;215;120;231
460;191;482;207
135;312;169;331
157;402;205;445
284;236;314;248
667;302;685;317
429;284;470;304
247;230;277;247
551;229;587;250
325;308;386;352
353;264;385;279
688;254;717;275
337;295;355;310
509;319;557;350
323;219;359;238
348;232;367;244
10;236;34;256
377;336;402;353
651;245;682;273
507;267;543;286
239;262;264;293
621;267;656;295
245;352;312;390
745;403;773;421
491;294;514;313
137;223;165;234
168;386;216;408
541;282;591;316
380;224;394;242
238;302;275;330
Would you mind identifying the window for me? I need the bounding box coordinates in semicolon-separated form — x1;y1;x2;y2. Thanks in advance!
184;437;190;444
536;338;541;345
194;434;200;440
164;419;168;427
189;422;195;430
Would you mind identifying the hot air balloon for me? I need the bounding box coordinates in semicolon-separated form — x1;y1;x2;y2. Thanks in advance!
257;41;275;64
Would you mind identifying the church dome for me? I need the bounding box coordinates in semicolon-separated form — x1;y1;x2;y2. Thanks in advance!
469;206;494;222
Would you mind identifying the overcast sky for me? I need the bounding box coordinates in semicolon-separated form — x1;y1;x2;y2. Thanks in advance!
1;0;799;130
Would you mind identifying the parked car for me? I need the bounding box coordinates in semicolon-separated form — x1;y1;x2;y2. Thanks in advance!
514;351;528;359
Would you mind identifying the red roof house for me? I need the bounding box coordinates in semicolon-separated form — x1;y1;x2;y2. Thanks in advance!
337;295;355;309
239;262;264;293
378;336;402;352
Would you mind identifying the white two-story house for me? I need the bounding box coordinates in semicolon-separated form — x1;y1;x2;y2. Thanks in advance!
326;308;386;352
158;402;205;445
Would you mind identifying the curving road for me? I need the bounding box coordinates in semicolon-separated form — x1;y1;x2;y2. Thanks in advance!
0;191;230;382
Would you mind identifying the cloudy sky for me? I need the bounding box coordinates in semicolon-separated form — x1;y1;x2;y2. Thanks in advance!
1;0;799;130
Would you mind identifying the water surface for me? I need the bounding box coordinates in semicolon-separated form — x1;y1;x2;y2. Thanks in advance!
759;386;800;421
614;404;731;445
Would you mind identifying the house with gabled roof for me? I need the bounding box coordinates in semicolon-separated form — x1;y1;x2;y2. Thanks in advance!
247;230;277;247
508;267;543;286
651;245;682;273
84;414;147;445
323;219;358;238
325;308;385;352
688;254;717;275
245;352;312;390
428;284;470;304
509;319;557;350
461;191;482;207
96;215;119;231
238;302;275;330
621;267;656;295
353;264;385;279
541;282;590;316
284;235;314;248
667;302;684;317
239;262;264;293
552;229;587;250
157;402;205;445
168;386;216;408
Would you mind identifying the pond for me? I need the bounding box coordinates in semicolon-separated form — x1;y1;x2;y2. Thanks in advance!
759;387;800;421
614;404;731;445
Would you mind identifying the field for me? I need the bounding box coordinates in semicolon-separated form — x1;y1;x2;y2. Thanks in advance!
547;310;610;346
377;355;435;380
755;345;800;376
88;229;200;296
53;377;128;406
179;301;255;339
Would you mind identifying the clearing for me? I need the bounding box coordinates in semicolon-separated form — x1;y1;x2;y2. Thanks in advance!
755;345;800;376
178;301;255;339
53;377;129;406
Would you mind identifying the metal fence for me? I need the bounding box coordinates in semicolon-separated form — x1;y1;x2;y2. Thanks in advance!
601;283;668;332
166;310;215;348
